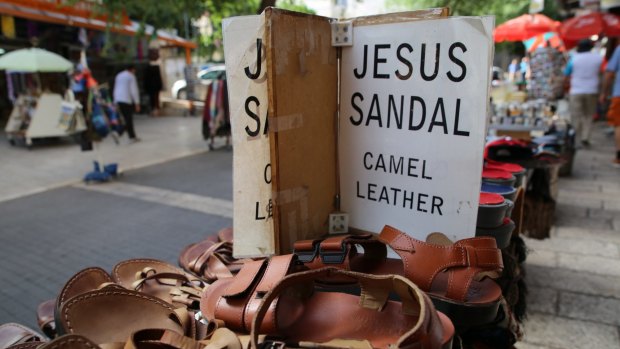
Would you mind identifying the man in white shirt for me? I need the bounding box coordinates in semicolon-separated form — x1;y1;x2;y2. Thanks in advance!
564;40;603;147
114;65;141;142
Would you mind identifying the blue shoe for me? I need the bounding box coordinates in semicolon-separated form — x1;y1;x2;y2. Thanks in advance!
104;163;118;177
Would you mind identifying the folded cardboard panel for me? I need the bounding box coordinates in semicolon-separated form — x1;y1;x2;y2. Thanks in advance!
265;8;339;253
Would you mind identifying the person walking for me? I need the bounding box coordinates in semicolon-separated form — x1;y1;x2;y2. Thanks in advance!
508;58;520;82
565;39;603;147
114;65;141;142
600;43;620;167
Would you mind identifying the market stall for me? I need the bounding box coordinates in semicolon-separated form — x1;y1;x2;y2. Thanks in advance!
0;47;85;147
1;8;541;349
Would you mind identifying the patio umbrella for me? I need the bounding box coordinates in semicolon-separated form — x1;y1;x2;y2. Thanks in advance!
523;32;565;52
0;47;72;72
560;12;620;42
495;14;560;42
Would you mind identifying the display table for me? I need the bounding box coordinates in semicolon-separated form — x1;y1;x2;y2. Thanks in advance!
4;93;86;147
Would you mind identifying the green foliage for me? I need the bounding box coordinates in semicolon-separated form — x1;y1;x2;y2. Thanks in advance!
200;0;260;60
275;0;316;14
67;0;206;58
385;0;563;25
384;0;562;59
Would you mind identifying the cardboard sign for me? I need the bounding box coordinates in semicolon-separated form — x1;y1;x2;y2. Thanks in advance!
339;17;494;241
223;15;275;257
264;9;338;254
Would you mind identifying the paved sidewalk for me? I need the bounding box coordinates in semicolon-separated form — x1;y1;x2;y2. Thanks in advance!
0;150;233;329
0;114;221;203
518;123;620;349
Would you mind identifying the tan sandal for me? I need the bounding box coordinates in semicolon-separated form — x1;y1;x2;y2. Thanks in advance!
250;268;454;349
200;254;304;333
294;225;504;330
178;228;246;282
112;259;205;310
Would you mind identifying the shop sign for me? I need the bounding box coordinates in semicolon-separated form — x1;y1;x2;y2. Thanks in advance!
223;15;275;257
339;17;494;241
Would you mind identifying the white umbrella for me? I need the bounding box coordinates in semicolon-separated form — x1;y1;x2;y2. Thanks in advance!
0;47;72;72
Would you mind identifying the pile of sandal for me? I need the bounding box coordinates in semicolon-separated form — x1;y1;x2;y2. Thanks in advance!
2;215;529;349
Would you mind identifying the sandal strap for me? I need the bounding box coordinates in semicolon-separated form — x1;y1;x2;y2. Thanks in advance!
189;242;235;282
0;324;45;349
250;268;447;349
214;255;296;333
294;234;386;270
379;225;503;302
125;328;241;349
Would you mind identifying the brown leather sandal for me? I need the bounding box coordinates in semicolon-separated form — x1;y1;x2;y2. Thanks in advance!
0;323;46;349
126;328;242;349
293;225;504;330
36;267;114;340
55;287;193;344
200;254;304;333
250;268;454;349
178;228;246;282
112;259;206;310
36;300;56;339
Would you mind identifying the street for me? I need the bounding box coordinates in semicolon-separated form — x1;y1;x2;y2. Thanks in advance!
0;114;233;328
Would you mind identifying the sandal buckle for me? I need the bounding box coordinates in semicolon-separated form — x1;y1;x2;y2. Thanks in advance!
260;340;286;349
294;241;320;263
319;243;348;264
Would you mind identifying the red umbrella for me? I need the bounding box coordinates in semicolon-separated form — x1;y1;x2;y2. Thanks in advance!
494;14;560;42
560;12;620;41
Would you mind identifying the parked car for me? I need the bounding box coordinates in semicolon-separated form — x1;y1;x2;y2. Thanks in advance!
171;65;225;100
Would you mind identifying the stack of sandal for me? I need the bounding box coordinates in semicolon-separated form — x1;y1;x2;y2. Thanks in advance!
2;258;224;349
191;225;511;348
178;228;250;282
2;224;514;349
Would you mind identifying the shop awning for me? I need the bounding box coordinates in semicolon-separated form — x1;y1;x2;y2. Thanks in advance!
0;0;196;49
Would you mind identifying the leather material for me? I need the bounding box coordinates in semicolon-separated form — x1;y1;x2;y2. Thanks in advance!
56;288;188;345
125;328;241;349
379;225;503;303
201;255;299;334
36;299;56;339
294;234;387;272
38;334;99;349
57;267;113;306
250;268;454;349
178;229;247;283
112;259;205;310
0;323;44;349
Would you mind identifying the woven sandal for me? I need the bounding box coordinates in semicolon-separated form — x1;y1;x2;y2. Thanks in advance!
294;225;504;330
250;268;454;349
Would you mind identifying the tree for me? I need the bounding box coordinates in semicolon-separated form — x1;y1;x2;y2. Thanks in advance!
385;0;562;63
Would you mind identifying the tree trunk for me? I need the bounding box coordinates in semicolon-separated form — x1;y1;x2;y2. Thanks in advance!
257;0;276;13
